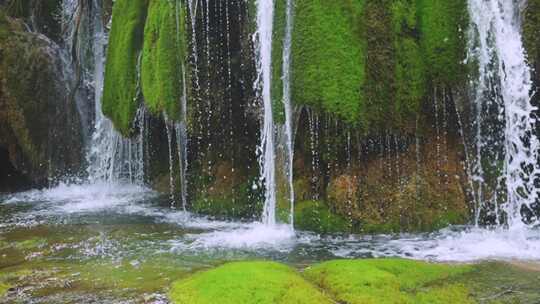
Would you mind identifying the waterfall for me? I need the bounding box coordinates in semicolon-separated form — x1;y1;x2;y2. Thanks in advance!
59;0;147;185
255;0;276;226
282;0;295;227
468;0;539;228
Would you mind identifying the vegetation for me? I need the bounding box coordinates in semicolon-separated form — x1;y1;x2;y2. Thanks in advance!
141;0;188;119
293;200;350;234
304;259;475;304
291;0;365;124
170;261;333;304
102;0;149;135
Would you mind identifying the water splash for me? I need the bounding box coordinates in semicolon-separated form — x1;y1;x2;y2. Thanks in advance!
468;0;539;228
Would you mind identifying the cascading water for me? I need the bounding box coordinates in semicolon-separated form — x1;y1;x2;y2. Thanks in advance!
255;0;277;226
281;0;295;227
468;0;539;228
62;0;147;185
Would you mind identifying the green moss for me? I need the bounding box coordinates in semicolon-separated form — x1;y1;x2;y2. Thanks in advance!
169;261;333;304
294;201;350;234
362;0;395;129
271;0;287;123
291;0;365;124
141;0;188;119
102;0;149;135
304;259;475;304
391;1;426;124
523;0;540;65
417;0;468;86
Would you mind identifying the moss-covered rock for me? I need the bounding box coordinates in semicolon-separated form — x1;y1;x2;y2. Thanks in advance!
102;0;149;135
169;261;333;304
0;12;83;187
293;200;350;234
141;0;188;119
304;259;475;304
191;161;262;220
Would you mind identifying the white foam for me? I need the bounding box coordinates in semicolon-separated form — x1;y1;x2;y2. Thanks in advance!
328;227;540;262
3;182;156;213
176;223;296;251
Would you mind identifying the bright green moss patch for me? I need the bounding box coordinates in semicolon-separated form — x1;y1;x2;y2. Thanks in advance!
141;0;188;119
294;201;350;234
169;261;333;304
292;0;365;124
102;0;149;135
304;259;475;304
417;0;468;86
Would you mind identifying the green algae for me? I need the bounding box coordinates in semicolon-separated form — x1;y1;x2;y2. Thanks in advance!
304;259;475;304
169;261;333;304
102;0;149;135
141;0;188;119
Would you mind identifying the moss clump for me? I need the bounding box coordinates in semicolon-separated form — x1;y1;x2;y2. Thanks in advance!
391;0;426;124
141;0;188;119
169;261;333;304
102;0;149;135
294;201;350;234
304;259;475;304
292;0;365;124
417;0;468;86
271;0;287;123
523;0;540;66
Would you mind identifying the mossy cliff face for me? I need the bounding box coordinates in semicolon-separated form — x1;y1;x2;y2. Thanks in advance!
0;11;83;189
102;0;149;135
291;0;365;125
101;0;476;233
292;100;470;234
287;0;468;130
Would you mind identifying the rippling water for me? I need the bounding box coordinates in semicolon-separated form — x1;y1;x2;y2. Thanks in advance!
1;183;540;302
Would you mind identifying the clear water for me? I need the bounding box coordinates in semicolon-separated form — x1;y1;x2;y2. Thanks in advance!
1;185;540;302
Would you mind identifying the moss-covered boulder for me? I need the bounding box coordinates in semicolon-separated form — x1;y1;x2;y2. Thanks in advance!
169;261;333;304
304;259;475;304
141;0;188;119
0;12;82;188
102;0;149;135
